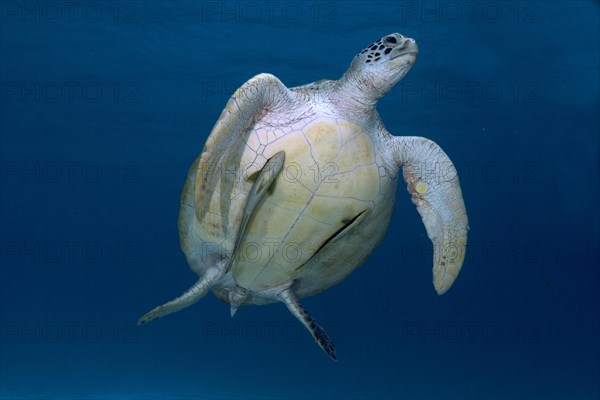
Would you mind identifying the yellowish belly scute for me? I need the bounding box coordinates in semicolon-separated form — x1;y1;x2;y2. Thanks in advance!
228;118;388;291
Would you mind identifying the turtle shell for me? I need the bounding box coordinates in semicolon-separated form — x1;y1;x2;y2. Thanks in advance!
224;116;394;293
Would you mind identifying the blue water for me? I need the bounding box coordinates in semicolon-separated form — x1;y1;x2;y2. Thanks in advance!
1;1;598;399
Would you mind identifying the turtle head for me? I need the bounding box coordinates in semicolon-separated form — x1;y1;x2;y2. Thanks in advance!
340;33;418;108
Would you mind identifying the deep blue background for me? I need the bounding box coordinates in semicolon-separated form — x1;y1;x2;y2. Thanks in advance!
1;1;598;399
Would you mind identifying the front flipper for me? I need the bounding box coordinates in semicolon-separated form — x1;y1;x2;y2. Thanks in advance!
194;74;295;229
138;259;228;325
277;288;337;361
394;136;469;295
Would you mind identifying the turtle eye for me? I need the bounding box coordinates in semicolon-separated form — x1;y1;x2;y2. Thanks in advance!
385;36;397;44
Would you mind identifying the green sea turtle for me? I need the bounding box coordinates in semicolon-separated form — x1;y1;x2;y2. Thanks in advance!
138;33;469;360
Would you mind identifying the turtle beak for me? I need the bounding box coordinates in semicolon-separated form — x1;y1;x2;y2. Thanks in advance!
390;38;419;60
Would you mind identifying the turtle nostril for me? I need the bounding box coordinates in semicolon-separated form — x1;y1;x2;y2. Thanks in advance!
398;39;411;50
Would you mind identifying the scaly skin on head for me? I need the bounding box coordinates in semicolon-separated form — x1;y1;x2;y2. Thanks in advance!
334;33;419;116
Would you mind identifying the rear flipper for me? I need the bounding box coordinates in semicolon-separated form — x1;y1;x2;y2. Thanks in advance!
139;151;286;325
277;287;337;361
138;259;227;325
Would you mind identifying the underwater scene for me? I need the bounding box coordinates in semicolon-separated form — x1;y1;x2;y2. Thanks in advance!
0;1;598;399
